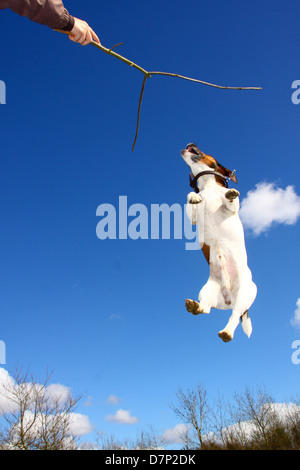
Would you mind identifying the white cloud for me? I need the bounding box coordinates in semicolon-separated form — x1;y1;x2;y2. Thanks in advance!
105;408;139;424
106;394;121;405
0;368;18;414
211;402;300;445
267;402;300;421
109;314;123;321
68;412;93;436
291;298;300;329
0;369;92;437
0;371;73;416
162;423;190;444
240;182;300;235
229;402;300;438
45;383;71;406
7;409;93;445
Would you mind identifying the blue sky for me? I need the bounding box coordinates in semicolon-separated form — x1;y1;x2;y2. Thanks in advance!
0;0;300;447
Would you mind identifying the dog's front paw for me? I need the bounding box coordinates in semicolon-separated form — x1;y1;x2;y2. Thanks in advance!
225;189;240;201
187;192;202;204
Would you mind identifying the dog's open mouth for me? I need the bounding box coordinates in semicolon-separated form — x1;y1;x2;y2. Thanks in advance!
186;143;201;155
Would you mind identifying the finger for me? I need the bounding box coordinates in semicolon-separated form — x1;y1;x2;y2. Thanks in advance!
78;31;87;45
69;33;82;43
82;30;92;46
90;28;100;44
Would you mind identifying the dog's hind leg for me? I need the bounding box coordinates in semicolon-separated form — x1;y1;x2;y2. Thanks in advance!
198;278;221;313
218;310;241;342
185;278;220;316
218;280;257;342
185;299;205;315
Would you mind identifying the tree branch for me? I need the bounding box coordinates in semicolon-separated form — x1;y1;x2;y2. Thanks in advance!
132;74;149;151
148;70;262;90
55;31;262;150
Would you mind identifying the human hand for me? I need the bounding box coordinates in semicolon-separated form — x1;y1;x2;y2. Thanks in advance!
69;17;100;46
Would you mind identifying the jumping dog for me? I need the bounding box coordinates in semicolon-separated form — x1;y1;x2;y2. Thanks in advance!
181;143;257;342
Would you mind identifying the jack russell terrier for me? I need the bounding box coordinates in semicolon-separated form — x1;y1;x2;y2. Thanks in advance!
181;143;257;342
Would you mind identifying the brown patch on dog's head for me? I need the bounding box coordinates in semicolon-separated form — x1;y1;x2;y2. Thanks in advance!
184;144;237;186
214;160;238;184
200;154;236;187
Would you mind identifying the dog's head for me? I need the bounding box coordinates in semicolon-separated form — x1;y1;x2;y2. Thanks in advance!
181;143;238;186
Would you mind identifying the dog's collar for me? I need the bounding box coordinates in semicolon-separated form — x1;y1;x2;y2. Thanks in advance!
189;170;236;193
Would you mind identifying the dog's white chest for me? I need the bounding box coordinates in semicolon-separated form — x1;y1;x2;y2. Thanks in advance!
197;187;244;250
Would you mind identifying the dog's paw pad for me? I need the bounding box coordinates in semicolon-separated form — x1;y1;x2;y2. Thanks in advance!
187;192;202;204
218;330;233;342
185;299;202;315
225;189;240;201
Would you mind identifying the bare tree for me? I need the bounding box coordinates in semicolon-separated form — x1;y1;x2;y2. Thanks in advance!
85;431;128;450
231;387;276;448
132;426;165;450
170;384;210;449
209;392;234;448
82;426;165;450
0;368;81;450
170;384;300;450
284;397;300;449
223;387;300;450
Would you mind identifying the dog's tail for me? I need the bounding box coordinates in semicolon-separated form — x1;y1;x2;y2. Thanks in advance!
240;310;252;338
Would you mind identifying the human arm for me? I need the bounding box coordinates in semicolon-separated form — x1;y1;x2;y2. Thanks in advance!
0;0;100;44
0;0;74;30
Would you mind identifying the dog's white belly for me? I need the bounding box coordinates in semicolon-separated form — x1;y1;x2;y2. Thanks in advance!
197;190;252;308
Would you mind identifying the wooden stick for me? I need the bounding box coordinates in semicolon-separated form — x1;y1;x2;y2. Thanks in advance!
55;31;262;150
90;40;150;76
132;75;149;151
148;71;262;91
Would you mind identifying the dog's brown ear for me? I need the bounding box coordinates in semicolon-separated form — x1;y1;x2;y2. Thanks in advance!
230;171;238;184
217;163;238;184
